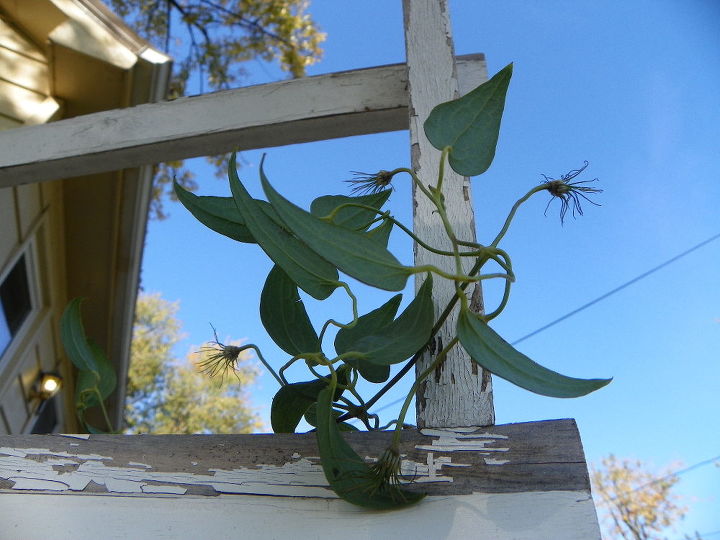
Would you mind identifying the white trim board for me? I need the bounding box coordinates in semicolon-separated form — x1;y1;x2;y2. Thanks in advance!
0;490;600;540
0;55;485;188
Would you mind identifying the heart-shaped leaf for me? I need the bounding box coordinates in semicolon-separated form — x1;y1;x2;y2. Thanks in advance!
315;386;424;509
261;265;320;356
457;306;612;397
271;379;327;433
310;190;391;231
260;162;412;292
424;63;513;176
228;153;339;300
350;276;434;366
335;294;402;382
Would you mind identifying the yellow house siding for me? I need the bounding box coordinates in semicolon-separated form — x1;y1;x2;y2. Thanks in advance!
0;17;46;61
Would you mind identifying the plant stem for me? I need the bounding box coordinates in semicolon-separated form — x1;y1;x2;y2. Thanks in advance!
392;337;458;446
335;248;492;425
491;185;546;248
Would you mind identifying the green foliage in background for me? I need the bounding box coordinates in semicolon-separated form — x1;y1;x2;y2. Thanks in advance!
592;455;703;540
125;292;261;434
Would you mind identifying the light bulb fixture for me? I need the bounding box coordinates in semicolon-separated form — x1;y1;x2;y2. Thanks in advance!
32;372;63;401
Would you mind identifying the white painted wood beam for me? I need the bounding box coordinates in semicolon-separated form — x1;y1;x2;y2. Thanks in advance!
0;56;485;188
403;0;494;428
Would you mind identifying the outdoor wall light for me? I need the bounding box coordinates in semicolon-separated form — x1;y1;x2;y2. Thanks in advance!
32;372;63;401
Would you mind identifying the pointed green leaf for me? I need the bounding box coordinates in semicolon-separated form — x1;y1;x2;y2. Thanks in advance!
260;164;412;291
310;190;391;231
261;265;320;356
316;387;424;509
366;219;393;249
175;183;256;243
60;298;98;373
271;379;327;433
424;63;513;176
228;153;339;300
335;294;401;382
351;276;434;366
174;182;284;244
457;307;612;398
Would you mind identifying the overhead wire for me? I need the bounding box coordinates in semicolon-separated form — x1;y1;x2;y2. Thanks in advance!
368;231;720;415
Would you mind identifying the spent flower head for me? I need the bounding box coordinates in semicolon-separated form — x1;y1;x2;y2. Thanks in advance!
345;170;394;195
542;160;602;224
196;325;246;382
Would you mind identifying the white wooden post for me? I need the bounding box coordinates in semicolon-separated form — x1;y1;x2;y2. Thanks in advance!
404;0;494;428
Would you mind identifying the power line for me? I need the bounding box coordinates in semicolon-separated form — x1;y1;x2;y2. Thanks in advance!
596;454;720;506
370;232;720;416
629;455;720;495
512;231;720;345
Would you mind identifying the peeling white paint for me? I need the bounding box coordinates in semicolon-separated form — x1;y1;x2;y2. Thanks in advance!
9;477;69;491
142;484;188;495
420;428;508;439
0;446;455;497
415;428;510;464
484;458;510;465
1;447;110;461
59;434;91;440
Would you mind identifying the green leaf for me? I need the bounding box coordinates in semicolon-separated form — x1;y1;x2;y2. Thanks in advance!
88;340;116;400
424;63;513;176
260;265;320;356
60;298;98;373
228;153;339;300
271;380;327;433
74;341;116;410
335;295;402;383
174;182;284;244
366;219;393;249
316;387;424;509
84;423;106;434
350;276;434;366
174;183;255;243
457;307;612;398
304;403;358;431
310;190;391;231
260;163;412;291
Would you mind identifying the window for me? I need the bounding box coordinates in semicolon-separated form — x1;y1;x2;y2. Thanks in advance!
0;254;32;357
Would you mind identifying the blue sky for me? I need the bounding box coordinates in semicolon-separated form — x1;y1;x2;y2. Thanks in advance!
139;1;719;536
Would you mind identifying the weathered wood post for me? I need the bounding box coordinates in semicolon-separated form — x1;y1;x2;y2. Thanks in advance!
403;0;494;428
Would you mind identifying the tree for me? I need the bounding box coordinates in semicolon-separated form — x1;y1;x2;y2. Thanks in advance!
125;292;261;433
108;0;325;218
591;455;691;540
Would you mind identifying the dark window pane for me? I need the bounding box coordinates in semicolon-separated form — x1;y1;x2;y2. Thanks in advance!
0;255;32;356
31;397;58;434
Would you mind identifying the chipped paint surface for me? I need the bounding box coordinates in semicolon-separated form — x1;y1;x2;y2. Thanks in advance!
0;444;457;497
416;427;510;463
